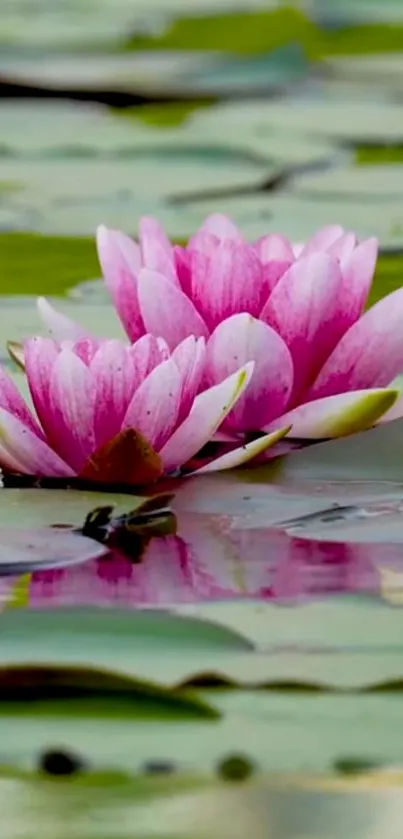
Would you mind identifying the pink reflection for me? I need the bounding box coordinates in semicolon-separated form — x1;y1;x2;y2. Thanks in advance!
24;512;403;609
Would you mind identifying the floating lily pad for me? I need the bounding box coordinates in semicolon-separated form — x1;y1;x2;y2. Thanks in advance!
205;97;403;145
290;164;403;201
314;0;403;25
0;156;277;235
0;528;107;576
3;691;403;787
3;602;403;690
324;53;403;93
0;234;99;297
0;96;340;170
285;503;403;545
126;6;318;55
272;417;403;484
22;501;403;608
184;192;403;252
0;45;310;99
0;51;218;96
0;0;278;50
0;488;175;576
175;44;311;95
320;22;403;58
188;102;348;166
0;489;159;530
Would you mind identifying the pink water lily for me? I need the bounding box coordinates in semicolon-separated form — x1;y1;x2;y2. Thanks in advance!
37;215;403;443
0;335;287;484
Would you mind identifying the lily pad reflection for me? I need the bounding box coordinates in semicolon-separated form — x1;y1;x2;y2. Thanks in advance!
20;509;403;610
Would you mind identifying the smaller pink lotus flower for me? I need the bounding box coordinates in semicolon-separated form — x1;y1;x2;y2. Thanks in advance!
0;335;286;484
37;215;403;444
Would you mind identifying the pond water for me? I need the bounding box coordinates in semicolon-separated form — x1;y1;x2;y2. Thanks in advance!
2;2;403;837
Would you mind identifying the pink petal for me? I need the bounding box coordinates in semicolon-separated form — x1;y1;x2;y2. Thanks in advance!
174;244;192;295
255;236;293;298
254;233;294;263
206;314;293;431
129;334;169;381
190;213;243;249
172;336;207;422
309;286;403;400
159;362;254;473
96;225;145;342
138;268;208;350
0;365;43;437
338;237;377;315
212;429;241;442
265;388;398;439
300;225;345;257
123;358;181;451
71;338;102;366
157;337;170;360
261;260;293;301
0;408;74;477
327;231;357;265
139;216;178;286
48;349;96;472
261;253;348;404
192;427;290;473
90;340;138;448
293;243;304;257
37;297;90;343
97;224;142;274
0;439;29;473
191;240;265;329
24;337;59;435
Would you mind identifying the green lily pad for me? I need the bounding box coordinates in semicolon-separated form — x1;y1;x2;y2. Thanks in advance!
0;100;198;157
316;0;403;25
320;22;403;57
0;0;279;50
175;45;311;95
188;101;347;166
0;690;403;780
0;489;169;530
0;487;176;575
0;0;155;49
0;45;310;99
126;6;318;55
323;53;403;94
0;156;277;235
226;97;403;145
284;504;403;545
290;164;403;201
4;601;403;690
266;194;403;252
0;528;107;575
0;52;218;96
271;417;403;485
0;235;98;297
184;192;403;252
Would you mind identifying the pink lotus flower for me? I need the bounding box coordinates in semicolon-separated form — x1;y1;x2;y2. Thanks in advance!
38;215;403;443
0;335;286;483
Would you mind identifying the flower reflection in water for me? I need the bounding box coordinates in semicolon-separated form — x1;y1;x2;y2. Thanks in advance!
26;512;403;610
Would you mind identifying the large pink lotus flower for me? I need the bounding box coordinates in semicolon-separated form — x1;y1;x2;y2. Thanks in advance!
38;215;403;442
0;335;286;483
